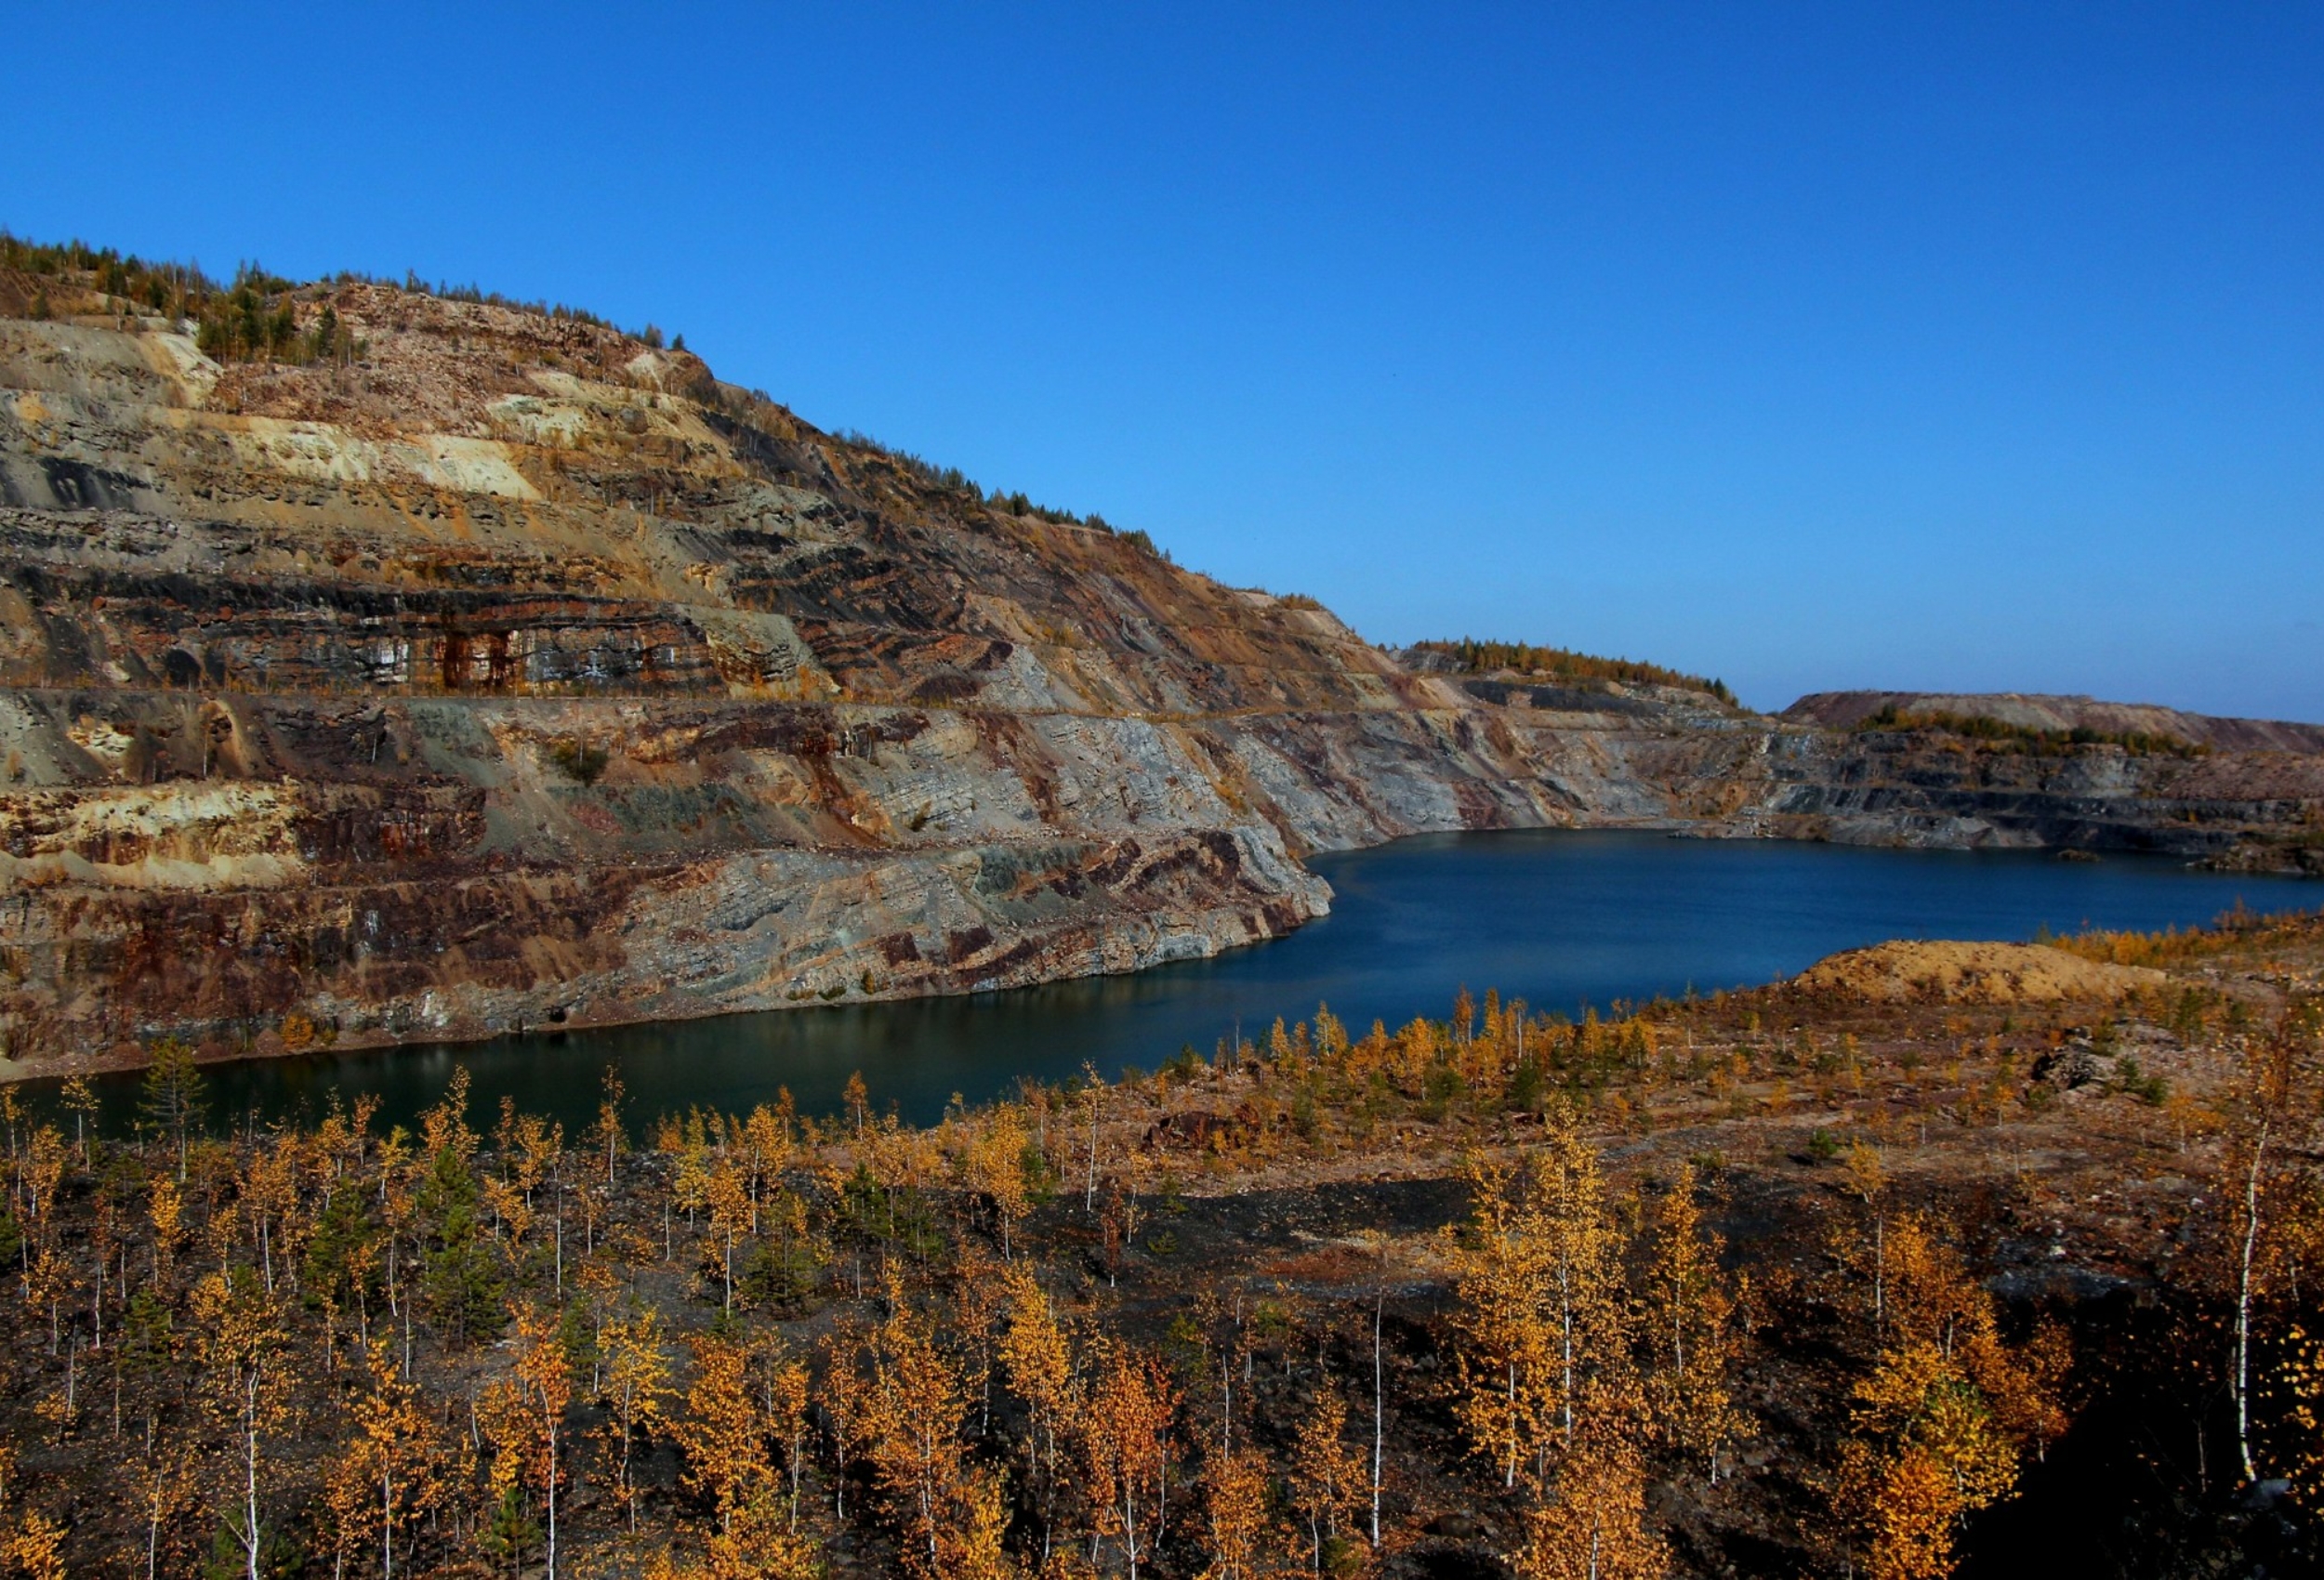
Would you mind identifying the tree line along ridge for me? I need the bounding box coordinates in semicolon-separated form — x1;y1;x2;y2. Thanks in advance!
1409;641;1737;706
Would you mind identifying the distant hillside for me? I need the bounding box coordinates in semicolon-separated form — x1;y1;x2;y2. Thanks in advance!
1785;691;2324;756
1400;639;1737;706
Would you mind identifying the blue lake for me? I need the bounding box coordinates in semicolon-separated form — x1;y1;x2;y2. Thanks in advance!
95;830;2318;1131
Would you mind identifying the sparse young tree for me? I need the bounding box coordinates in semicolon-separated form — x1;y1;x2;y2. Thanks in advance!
590;1067;628;1189
857;1277;1007;1579
677;1334;777;1544
1638;1163;1745;1479
416;1126;503;1347
1448;1110;1627;1491
511;1305;574;1578
190;1267;288;1580
764;1351;813;1535
1514;1402;1665;1580
966;1104;1033;1260
1830;1214;2068;1580
705;1158;751;1313
999;1263;1082;1561
139;1038;206;1181
1198;1445;1277;1580
130;1439;198;1580
323;1338;440;1579
601;1305;675;1531
1082;1340;1178;1580
1288;1379;1364;1575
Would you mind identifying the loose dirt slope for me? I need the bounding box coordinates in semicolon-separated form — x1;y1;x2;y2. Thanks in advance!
1792;939;2166;1003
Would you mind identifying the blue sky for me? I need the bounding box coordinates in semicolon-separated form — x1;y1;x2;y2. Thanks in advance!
5;4;2319;718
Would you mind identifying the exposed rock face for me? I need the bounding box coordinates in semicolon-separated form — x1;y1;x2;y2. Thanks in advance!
1760;695;2324;865
1785;691;2324;756
0;270;2314;1067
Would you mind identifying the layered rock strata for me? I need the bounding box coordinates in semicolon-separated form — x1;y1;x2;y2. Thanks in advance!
0;271;2313;1066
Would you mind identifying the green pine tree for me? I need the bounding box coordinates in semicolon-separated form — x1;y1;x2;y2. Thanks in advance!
417;1144;505;1346
139;1037;206;1180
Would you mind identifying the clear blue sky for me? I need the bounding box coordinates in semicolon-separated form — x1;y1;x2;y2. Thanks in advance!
5;4;2319;718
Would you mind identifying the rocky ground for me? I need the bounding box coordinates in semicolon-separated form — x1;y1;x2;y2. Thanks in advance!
1088;913;2324;1577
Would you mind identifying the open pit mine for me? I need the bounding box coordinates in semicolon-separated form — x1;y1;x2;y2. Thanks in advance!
0;260;2316;1070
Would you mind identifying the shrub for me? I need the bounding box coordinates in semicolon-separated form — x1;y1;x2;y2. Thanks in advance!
545;739;609;785
1854;702;2205;757
2110;1056;2170;1107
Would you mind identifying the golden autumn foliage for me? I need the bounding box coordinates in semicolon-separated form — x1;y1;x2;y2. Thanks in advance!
1197;1445;1281;1580
678;1335;779;1542
67;937;2324;1574
321;1338;442;1578
1638;1162;1745;1479
1447;1109;1630;1492
1081;1339;1178;1580
1447;1109;1675;1579
852;1280;1000;1580
1828;1213;2069;1580
1514;1409;1665;1580
1288;1381;1365;1574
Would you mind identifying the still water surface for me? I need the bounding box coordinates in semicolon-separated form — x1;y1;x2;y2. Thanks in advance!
104;830;2318;1130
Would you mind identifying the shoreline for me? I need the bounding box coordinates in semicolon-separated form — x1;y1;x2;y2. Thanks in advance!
27;827;2315;1111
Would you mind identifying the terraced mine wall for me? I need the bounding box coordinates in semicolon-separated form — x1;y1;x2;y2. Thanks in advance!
0;279;2314;1068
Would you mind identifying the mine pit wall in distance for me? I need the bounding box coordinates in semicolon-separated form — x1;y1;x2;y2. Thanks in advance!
0;293;2316;1069
11;674;2314;1066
